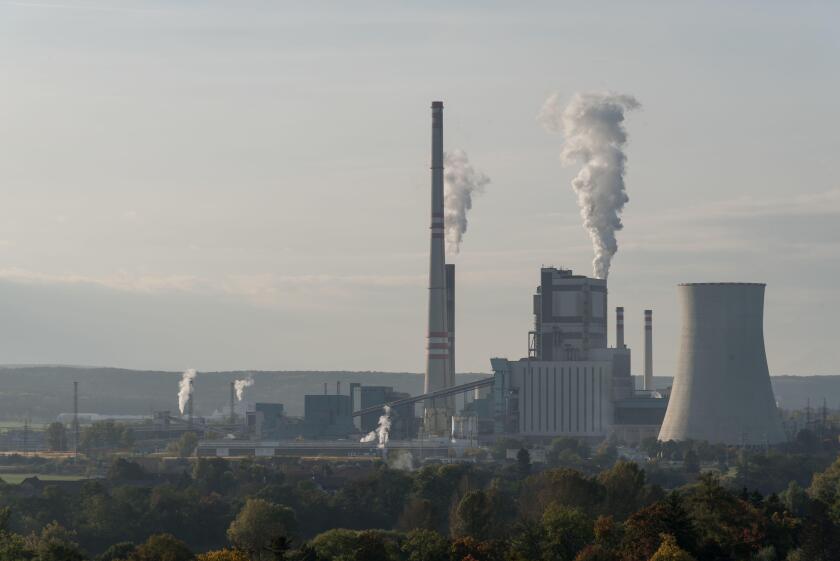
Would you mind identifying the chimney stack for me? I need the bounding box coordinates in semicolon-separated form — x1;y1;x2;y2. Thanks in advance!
616;306;625;349
336;381;341;395
423;101;452;436
644;309;653;391
446;263;456;387
229;381;236;424
73;381;79;456
323;382;328;395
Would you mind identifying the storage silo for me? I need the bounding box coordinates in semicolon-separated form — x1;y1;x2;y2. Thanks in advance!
658;283;785;445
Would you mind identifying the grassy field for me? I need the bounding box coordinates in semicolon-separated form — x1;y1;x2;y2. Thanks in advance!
0;473;88;484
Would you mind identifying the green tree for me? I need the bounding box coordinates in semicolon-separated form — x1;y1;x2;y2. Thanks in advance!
517;448;531;476
520;468;603;519
682;474;766;560
620;493;697;561
80;421;134;452
310;529;400;561
547;438;590;469
169;432;199;458
96;541;137;561
597;461;648;520
195;550;250;561
451;489;512;541
780;481;809;517
227;499;297;560
541;505;593;561
808;456;840;520
46;422;68;452
682;450;700;474
573;544;617;561
129;533;193;561
107;458;147;481
401;529;448;561
28;522;86;561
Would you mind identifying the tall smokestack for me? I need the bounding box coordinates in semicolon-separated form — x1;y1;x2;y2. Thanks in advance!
73;381;79;456
337;381;341;395
446;264;456;387
616;306;625;349
424;101;452;436
644;309;653;391
229;381;236;424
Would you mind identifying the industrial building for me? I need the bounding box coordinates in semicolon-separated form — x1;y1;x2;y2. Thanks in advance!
354;385;417;441
658;283;785;445
486;267;666;443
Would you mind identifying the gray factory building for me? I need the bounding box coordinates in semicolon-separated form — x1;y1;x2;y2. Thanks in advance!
532;268;608;361
488;267;666;443
357;385;417;440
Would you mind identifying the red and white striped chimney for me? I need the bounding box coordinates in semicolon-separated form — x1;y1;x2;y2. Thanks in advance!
644;309;653;391
423;101;452;435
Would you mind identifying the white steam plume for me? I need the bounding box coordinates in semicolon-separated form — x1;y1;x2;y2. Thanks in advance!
444;150;490;255
359;405;391;449
177;368;196;415
538;92;640;279
234;376;254;401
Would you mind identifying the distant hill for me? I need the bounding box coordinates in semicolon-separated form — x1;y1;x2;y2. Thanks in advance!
0;366;489;421
634;374;840;410
1;366;835;422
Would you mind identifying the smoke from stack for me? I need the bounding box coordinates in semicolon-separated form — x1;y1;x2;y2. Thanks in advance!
177;368;196;415
234;376;254;401
538;91;640;279
443;149;490;255
359;405;391;449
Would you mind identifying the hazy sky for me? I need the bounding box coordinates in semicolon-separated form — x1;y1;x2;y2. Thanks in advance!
1;1;838;376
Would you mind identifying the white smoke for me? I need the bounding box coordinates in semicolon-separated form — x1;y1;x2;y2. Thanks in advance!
359;405;391;449
177;368;196;415
234;376;254;401
538;92;640;279
444;150;490;255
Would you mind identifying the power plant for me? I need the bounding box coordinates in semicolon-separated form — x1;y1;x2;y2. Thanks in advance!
658;283;785;445
38;101;788;460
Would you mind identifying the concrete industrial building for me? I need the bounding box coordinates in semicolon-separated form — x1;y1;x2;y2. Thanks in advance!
489;267;667;443
356;385;417;440
658;283;785;445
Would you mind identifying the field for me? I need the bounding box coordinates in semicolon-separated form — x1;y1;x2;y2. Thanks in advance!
0;473;88;484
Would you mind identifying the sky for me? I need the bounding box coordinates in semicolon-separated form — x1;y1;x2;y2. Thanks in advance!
0;1;838;376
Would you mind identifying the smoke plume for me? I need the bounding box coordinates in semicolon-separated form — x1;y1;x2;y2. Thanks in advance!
538;92;640;279
359;405;391;449
444;150;490;255
177;368;196;415
234;376;254;401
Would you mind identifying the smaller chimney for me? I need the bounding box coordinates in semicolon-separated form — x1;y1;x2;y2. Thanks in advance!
336;381;341;395
616;307;625;349
229;381;236;424
323;382;328;395
73;381;79;456
644;309;653;391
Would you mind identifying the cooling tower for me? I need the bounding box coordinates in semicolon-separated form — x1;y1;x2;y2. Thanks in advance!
658;283;785;445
